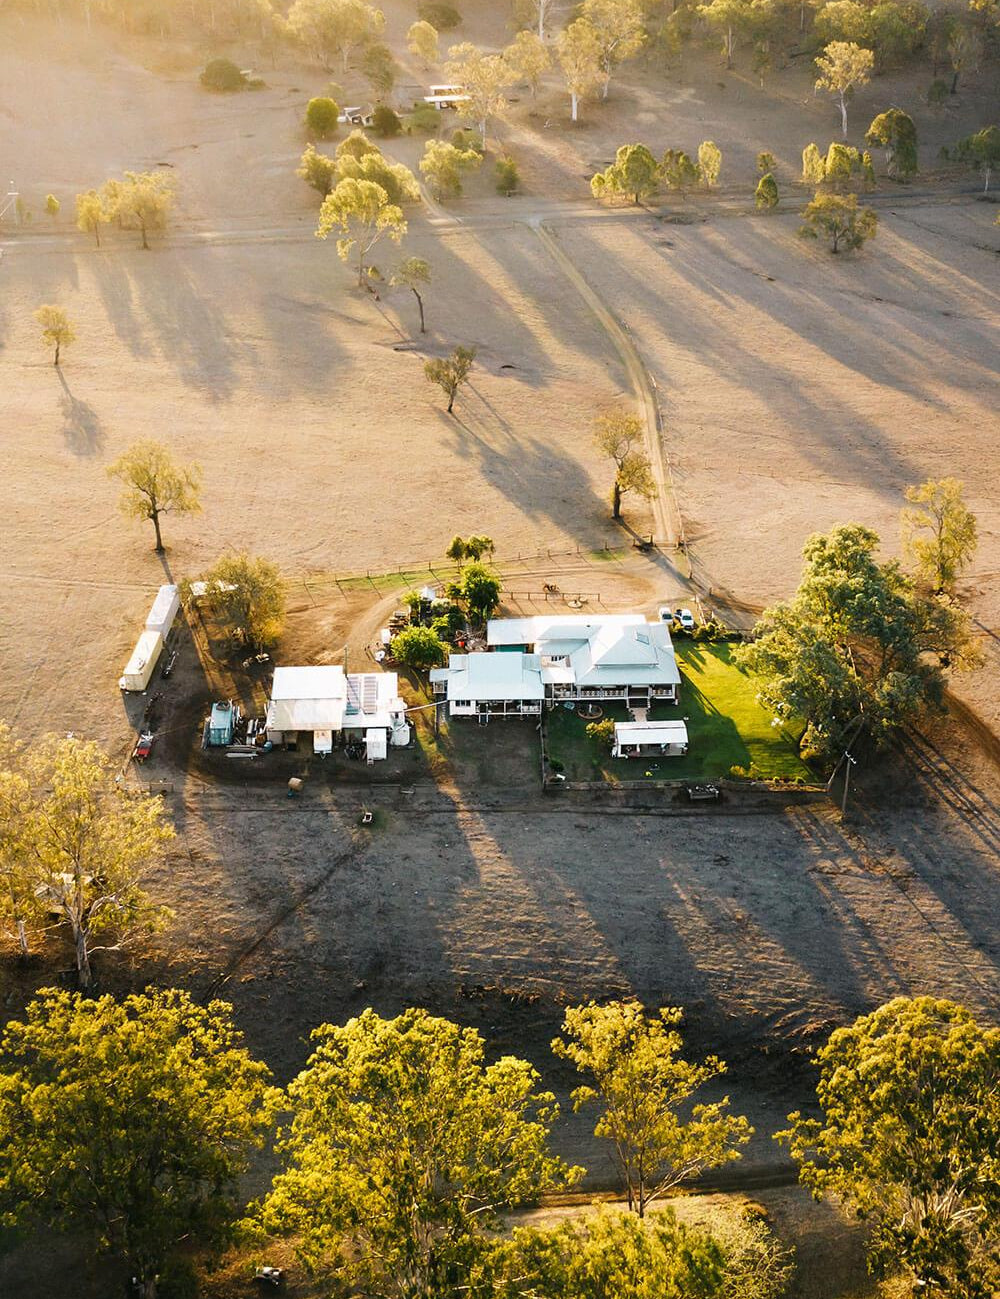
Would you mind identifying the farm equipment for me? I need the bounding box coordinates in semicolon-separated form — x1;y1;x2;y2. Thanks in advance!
133;732;154;763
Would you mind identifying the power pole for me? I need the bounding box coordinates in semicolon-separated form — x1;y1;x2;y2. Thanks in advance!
841;753;856;817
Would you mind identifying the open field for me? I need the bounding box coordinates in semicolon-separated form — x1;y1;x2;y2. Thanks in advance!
1;4;999;1294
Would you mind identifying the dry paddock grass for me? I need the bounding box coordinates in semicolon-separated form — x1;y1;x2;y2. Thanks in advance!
1;9;999;1296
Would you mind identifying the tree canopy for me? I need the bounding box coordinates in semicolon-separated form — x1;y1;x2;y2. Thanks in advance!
734;524;973;760
316;176;406;286
552;1000;752;1216
866;108;918;177
34;304;75;366
591;143;660;203
424;344;476;413
814;41;875;137
391;624;448;670
252;1007;579;1295
902;477;978;595
286;0;384;70
799;191;877;252
778;997;1000;1296
593;407;656;520
419;139;483;199
558;18;605;120
0;988;278;1299
107;439;202;552
201;552;286;650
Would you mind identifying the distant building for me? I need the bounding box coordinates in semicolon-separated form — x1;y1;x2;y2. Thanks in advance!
430;615;681;720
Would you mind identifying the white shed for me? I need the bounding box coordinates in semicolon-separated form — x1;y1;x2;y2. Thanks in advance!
612;720;689;759
145;584;180;638
119;630;164;692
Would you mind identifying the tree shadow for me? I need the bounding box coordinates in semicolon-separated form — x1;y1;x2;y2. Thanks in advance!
57;369;105;457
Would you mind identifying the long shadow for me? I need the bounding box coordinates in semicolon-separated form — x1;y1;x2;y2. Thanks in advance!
57;368;105;456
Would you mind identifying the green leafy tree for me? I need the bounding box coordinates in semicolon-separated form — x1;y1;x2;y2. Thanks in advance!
801;142;826;184
75;189;109;246
459;561;502;624
107;439;201;552
480;1207;726;1298
44;193;59;218
868;1;926;69
286;0;385;70
799;191;877;252
101;170;175;250
391;256;431;332
586;718;617;745
390;623;448;669
593;407;656;520
200;57;248;90
504;28;551;96
337;126;380;160
558;18;606;120
552;1001;752;1216
0;726;40;960
407;17;440;64
316;177;406;286
495;154;520;195
757;149;777;173
734;524;973;760
580;0;647;98
419;139;483;199
778;997;1000;1297
424;344;476;413
361;41;397;95
755;172;779;209
253;1008;579;1293
0;988;278;1299
866;108;917;177
335;149;421;206
591;142;660;204
902;477;978;595
953;124;1000;193
698;139;723;187
18;736;174;988
305;95;340;137
814;41;874;137
372;104;402;136
446;534;495;567
297;141;338;196
698;0;757;68
444;41;515;142
202;552;285;649
823;140;863;188
660;147;700;194
814;0;870;43
34;304;75;366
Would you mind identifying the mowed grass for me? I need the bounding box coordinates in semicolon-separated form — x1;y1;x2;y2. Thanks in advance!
545;641;813;783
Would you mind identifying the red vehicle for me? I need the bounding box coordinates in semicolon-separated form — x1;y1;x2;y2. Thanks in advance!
133;731;154;762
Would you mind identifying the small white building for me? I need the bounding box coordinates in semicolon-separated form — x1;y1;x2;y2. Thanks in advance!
612;720;689;759
430;653;545;720
265;666;406;759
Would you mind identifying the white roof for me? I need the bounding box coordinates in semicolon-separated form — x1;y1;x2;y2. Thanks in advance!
145;584;179;633
342;671;404;732
488;614;644;648
267;665;346;732
124;630;162;675
570;623;680;688
430;652;545;702
614;721;689;745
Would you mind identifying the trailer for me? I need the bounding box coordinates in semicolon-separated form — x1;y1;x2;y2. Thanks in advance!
119;631;164;692
145;584;180;638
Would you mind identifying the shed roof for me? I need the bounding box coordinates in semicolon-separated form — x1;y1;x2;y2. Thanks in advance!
488;614;644;647
614;721;689;745
431;652;545;701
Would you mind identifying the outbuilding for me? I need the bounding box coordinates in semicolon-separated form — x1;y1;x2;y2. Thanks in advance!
612;720;689;759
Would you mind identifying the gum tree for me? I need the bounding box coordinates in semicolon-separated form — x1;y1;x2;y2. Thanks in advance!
316;177;406;286
107;439;202;552
815;41;874;137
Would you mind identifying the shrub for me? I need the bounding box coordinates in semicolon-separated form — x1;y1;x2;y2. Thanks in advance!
305;96;340;138
548;757;564;773
496;155;519;195
927;78;949;107
200;58;247;92
418;0;461;30
372;104;403;137
406;103;443;133
44;194;60;217
586;719;616;746
451;127;484;154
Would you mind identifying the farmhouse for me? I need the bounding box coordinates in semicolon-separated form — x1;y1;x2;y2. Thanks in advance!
431;614;682;720
265;666;407;759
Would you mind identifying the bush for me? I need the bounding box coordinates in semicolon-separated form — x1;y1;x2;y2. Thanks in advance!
586;719;616;746
418;0;461;30
406;103;443;134
305;96;340;138
200;58;247;92
451;127;484;154
372;104;403;137
495;156;519;195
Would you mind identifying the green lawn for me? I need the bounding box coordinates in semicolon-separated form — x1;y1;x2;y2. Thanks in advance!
544;641;812;783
